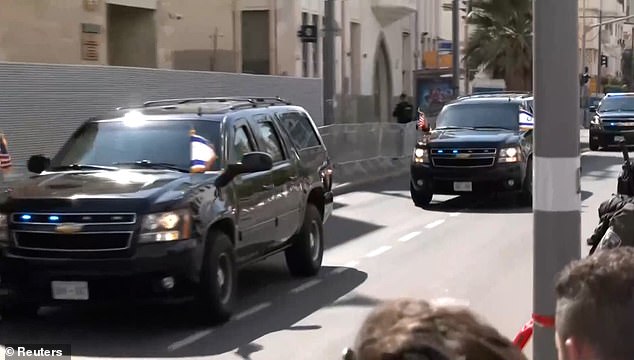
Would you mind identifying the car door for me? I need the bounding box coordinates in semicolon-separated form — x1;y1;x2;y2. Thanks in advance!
249;114;301;246
229;118;276;262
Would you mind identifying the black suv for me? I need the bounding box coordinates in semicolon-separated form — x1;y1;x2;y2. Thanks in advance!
0;97;334;323
589;92;634;151
410;93;534;207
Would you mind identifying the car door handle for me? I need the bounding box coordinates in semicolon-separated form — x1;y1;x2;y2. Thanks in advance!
262;184;274;190
289;176;298;180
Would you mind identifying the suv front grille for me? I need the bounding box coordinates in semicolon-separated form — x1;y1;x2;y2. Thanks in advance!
602;118;634;131
9;212;137;257
13;231;132;251
431;148;497;168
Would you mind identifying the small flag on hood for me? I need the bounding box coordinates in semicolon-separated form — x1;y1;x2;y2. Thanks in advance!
190;129;217;173
0;133;12;169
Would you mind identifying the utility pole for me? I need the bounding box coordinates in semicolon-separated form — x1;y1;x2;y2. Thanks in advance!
533;0;581;358
323;0;336;125
597;0;604;94
452;0;460;96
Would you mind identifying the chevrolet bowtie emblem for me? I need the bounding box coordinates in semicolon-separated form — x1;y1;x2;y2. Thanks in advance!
456;153;471;158
55;223;83;234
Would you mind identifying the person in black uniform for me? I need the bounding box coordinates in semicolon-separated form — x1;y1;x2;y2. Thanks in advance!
392;93;413;123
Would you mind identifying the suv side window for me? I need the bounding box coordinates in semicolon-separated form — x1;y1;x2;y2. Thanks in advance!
277;111;321;149
253;116;286;163
232;125;255;163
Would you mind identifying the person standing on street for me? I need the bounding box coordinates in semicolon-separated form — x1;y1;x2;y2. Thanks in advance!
393;93;414;124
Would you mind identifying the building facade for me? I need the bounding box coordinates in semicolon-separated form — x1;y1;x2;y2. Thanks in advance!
0;0;442;123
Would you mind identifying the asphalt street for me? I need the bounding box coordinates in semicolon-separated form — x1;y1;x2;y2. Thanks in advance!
0;149;624;360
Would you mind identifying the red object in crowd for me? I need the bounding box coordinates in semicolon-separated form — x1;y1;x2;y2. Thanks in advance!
513;314;556;350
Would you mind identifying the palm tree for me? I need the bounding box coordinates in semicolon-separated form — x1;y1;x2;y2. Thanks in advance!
464;0;533;91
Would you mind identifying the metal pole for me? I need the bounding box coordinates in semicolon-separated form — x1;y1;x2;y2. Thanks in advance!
452;0;460;96
463;1;469;95
323;0;336;125
597;0;603;95
533;0;581;358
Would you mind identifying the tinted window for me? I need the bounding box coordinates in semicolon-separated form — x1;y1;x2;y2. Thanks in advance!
277;111;321;149
232;125;254;163
436;103;520;131
598;96;634;112
51;119;222;171
254;120;285;162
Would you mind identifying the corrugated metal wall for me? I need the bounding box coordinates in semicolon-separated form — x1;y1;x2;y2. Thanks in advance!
0;62;322;165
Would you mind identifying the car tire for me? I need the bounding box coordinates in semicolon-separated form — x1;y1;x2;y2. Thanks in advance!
410;182;433;207
589;138;599;151
0;301;40;320
519;157;533;206
196;230;237;324
285;203;324;277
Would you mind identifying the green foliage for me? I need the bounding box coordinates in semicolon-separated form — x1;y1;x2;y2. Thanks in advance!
464;0;533;90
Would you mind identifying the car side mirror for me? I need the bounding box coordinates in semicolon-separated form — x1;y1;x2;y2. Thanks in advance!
214;152;273;188
27;155;51;174
588;105;597;113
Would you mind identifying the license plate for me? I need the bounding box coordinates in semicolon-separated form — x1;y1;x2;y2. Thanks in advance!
51;281;89;300
453;181;473;192
615;135;625;142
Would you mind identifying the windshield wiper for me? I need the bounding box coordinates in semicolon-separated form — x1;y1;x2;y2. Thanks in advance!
49;164;119;171
473;126;514;130
435;126;476;130
113;160;189;173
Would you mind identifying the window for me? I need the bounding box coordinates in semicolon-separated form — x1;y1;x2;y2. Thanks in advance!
232;125;254;163
277;111;321;149
302;12;309;77
255;120;285;162
52;119;222;171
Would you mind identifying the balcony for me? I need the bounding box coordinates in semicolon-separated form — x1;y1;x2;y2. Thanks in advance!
371;0;417;27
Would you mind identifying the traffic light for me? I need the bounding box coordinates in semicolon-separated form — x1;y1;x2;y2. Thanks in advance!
601;55;608;67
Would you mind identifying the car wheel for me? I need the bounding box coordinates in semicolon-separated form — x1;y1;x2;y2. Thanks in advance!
0;301;40;320
519;157;533;206
197;230;237;324
589;138;599;151
285;203;324;277
410;182;433;207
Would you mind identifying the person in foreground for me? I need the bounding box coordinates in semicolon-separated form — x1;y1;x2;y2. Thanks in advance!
555;247;634;360
342;298;527;360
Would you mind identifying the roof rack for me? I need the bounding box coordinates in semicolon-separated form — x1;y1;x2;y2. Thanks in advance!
141;96;292;108
457;91;530;99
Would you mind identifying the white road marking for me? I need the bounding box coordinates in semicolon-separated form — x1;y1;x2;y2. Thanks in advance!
398;231;421;242
425;219;445;229
168;329;214;351
234;302;271;321
365;245;392;258
449;212;461;217
290;279;322;293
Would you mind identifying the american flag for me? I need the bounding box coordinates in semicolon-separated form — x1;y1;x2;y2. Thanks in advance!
0;134;12;169
417;110;428;130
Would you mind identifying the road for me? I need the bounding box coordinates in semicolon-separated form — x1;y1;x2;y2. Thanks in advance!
0;150;623;360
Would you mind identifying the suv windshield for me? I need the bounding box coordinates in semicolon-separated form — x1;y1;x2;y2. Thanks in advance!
436;102;520;131
51;118;222;172
598;96;634;112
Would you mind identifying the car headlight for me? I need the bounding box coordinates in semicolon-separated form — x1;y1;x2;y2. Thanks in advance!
591;116;600;125
498;147;521;163
139;209;191;243
0;213;8;246
413;148;429;163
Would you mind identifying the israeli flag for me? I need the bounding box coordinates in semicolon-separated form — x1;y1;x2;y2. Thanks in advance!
190;129;216;173
519;109;534;130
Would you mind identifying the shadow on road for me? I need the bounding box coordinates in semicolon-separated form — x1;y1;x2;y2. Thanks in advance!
324;214;384;249
0;263;368;358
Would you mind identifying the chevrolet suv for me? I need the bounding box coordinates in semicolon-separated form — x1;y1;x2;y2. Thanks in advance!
0;97;334;323
410;93;534;207
589;92;634;151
